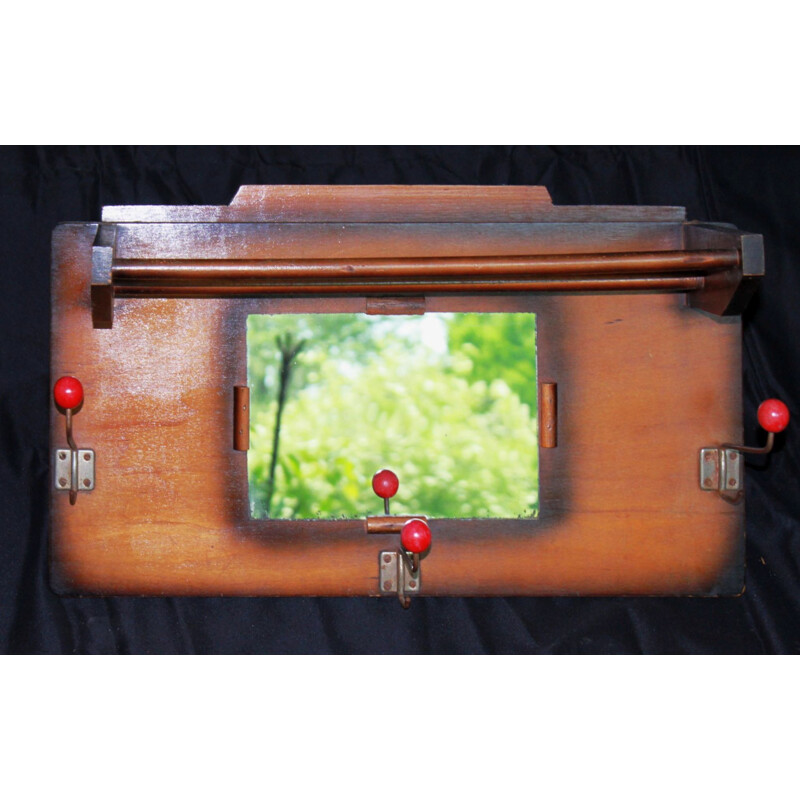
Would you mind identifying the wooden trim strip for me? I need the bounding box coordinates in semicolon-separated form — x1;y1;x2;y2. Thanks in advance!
112;221;685;261
100;184;684;224
366;297;426;315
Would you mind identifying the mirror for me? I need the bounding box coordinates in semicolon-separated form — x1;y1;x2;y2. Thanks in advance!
247;312;538;520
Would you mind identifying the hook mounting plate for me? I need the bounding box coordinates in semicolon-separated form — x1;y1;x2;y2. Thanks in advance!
699;447;742;501
379;551;421;600
54;449;95;492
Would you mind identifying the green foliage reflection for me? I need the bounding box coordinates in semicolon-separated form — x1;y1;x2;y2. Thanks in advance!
247;313;538;519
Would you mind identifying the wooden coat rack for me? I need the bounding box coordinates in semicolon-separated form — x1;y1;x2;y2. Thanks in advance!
50;185;787;601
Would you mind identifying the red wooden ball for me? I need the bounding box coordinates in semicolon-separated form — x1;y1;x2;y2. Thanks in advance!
372;469;399;499
401;518;432;554
757;398;790;433
53;376;84;410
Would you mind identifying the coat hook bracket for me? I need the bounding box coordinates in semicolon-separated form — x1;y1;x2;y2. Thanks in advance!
699;398;789;503
699;447;742;502
54;448;96;495
379;550;421;608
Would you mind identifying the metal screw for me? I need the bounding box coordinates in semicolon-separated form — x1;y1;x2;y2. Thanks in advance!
730;452;738;461
83;479;91;488
728;478;737;487
409;580;417;589
83;452;91;461
383;554;392;563
58;477;68;487
58;452;67;460
704;478;713;488
383;580;392;591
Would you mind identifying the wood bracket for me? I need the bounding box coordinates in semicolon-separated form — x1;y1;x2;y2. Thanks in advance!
365;296;426;315
91;223;117;329
684;223;764;316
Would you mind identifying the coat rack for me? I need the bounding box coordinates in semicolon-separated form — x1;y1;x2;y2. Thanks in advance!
50;185;787;599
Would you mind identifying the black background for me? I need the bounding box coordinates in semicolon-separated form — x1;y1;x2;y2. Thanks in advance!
2;145;798;654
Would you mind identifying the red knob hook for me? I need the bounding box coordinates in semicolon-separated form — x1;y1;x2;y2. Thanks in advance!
53;376;85;505
401;518;432;555
757;399;790;433
372;468;399;514
372;468;399;498
722;397;790;457
369;470;431;609
54;376;84;411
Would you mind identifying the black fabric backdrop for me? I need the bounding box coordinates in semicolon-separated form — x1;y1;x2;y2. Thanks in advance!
2;145;798;654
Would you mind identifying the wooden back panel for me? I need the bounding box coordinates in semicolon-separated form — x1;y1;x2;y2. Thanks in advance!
50;187;747;596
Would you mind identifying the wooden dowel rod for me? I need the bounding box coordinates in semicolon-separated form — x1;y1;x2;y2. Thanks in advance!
233;386;249;451
117;275;706;297
113;250;738;284
540;382;557;449
366;515;429;534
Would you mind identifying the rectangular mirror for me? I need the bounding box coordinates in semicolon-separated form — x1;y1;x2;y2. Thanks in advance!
247;312;538;520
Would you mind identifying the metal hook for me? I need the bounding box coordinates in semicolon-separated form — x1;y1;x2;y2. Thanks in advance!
372;471;429;607
700;398;789;503
397;550;420;609
720;431;775;456
65;408;78;505
54;376;94;504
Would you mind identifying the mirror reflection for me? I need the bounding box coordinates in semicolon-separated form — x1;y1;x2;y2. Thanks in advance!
247;312;538;519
